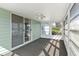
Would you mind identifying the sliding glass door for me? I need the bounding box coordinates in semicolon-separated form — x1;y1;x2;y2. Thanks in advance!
12;14;24;48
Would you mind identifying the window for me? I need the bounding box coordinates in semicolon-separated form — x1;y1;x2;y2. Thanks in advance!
44;26;50;35
42;24;50;35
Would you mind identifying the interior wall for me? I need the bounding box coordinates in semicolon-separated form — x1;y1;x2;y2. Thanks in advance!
0;8;11;50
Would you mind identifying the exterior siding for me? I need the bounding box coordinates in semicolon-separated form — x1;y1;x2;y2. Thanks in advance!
0;8;11;50
31;20;41;40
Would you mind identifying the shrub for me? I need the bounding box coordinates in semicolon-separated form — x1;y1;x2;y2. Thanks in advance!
52;27;61;35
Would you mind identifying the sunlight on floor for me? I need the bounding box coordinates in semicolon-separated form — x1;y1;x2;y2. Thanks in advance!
39;40;60;56
0;46;19;56
0;46;11;56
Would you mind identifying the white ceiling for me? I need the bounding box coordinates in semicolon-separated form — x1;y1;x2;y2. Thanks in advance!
0;3;69;22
